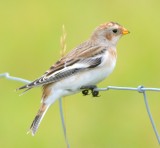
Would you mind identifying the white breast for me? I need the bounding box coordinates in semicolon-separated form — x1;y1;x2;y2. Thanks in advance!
44;49;117;104
54;49;116;93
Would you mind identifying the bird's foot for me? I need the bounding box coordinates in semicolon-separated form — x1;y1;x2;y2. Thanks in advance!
80;85;100;97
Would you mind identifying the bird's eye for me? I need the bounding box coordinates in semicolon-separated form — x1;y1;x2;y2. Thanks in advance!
112;29;118;33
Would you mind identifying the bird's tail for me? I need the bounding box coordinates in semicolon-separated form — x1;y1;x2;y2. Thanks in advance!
28;103;50;136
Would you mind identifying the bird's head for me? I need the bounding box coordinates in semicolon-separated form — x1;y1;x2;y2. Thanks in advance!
91;22;129;46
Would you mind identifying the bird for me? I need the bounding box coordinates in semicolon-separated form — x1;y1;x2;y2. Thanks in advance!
17;21;129;136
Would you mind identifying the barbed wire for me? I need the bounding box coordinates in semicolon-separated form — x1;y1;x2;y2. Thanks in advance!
0;72;160;145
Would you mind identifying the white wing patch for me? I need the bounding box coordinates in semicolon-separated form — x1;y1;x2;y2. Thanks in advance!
18;56;103;91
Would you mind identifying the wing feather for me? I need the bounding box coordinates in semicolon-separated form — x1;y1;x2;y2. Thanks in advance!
17;42;107;91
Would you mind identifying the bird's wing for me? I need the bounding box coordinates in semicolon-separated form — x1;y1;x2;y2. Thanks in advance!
17;43;107;91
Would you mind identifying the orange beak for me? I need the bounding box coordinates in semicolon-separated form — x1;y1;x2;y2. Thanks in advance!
122;28;130;35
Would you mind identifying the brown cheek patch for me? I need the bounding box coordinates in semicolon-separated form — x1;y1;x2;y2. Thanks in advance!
106;33;112;41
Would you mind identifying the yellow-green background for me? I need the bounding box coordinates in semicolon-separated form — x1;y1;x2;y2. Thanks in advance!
1;0;160;147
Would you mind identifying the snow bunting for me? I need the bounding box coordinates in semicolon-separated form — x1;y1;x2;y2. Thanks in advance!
17;21;129;135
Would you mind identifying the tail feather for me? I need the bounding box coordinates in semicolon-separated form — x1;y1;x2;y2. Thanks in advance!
28;103;50;136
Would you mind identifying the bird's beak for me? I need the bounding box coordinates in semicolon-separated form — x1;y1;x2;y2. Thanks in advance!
122;28;130;35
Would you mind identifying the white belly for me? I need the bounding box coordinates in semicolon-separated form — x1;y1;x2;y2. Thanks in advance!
53;55;116;95
44;49;117;104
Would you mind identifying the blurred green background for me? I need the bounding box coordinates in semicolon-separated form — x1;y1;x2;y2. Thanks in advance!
1;0;160;147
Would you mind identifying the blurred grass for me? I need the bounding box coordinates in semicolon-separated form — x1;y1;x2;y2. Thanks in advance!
1;0;160;147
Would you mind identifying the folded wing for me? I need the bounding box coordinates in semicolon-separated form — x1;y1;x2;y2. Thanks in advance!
17;56;102;91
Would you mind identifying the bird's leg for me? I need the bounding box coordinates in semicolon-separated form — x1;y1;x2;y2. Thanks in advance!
80;85;99;97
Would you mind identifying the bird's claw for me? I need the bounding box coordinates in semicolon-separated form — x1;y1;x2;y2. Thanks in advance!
91;90;99;97
81;85;100;97
82;89;90;96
